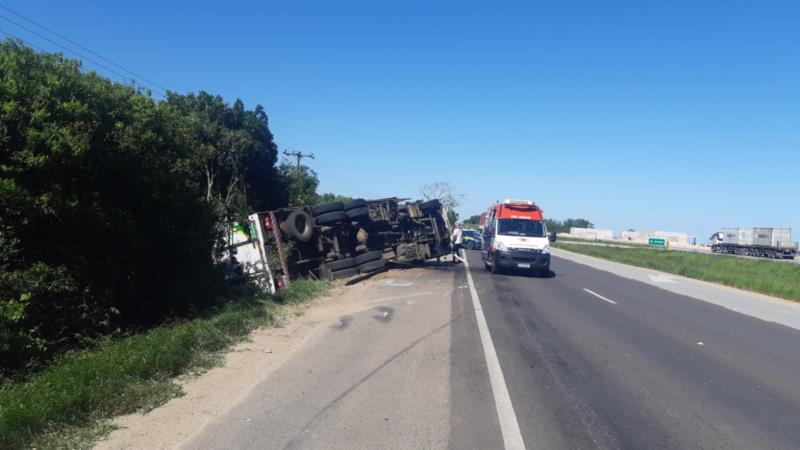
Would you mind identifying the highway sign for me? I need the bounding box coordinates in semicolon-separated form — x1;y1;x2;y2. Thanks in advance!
649;238;667;247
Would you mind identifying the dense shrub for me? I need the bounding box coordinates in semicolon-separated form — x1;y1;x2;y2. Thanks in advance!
0;40;284;376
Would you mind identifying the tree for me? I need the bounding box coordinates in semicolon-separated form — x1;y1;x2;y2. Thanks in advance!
316;193;354;205
447;210;459;225
419;182;464;209
165;92;284;217
280;163;319;207
544;218;595;233
464;215;481;225
0;40;289;375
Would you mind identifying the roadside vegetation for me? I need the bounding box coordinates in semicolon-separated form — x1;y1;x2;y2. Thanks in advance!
0;39;336;448
555;243;800;301
0;280;329;450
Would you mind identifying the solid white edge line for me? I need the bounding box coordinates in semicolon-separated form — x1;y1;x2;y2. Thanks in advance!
462;250;527;450
583;288;617;305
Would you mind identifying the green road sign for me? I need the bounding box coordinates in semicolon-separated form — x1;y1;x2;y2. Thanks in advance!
649;238;667;247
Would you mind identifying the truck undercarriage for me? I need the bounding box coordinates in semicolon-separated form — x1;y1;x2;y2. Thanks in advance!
223;198;452;292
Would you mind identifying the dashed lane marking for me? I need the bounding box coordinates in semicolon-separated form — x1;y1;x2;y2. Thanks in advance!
583;288;618;305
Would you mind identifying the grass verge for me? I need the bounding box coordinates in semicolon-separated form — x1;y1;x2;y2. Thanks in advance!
556;236;648;247
0;279;328;450
554;243;800;302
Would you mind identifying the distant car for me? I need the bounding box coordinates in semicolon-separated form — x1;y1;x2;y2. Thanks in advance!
461;229;483;250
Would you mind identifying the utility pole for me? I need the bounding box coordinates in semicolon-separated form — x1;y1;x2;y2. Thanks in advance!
283;150;314;174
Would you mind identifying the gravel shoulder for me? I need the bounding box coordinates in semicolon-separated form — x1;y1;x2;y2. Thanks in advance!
94;271;403;450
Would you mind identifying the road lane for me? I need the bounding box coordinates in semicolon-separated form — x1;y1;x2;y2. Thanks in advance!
176;249;800;449
462;249;800;449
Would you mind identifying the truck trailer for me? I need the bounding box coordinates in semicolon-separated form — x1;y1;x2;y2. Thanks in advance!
710;227;797;259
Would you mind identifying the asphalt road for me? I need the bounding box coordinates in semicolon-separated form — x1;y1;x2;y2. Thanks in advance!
183;250;800;449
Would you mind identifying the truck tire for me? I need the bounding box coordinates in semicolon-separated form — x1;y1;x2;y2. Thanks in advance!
419;199;440;211
312;202;344;217
343;199;367;210
283;210;314;242
332;267;359;279
327;257;356;271
358;258;386;273
490;253;500;274
315;211;348;226
345;206;369;220
354;250;382;265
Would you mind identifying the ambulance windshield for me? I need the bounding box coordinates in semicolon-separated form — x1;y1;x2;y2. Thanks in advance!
497;219;546;237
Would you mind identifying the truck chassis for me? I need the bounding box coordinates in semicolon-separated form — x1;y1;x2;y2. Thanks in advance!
224;197;452;291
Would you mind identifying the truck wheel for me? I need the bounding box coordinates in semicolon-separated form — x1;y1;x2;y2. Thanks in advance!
312;202;344;217
354;250;382;265
327;257;356;271
332;267;359;279
419;199;441;211
315;211;348;226
490;253;500;274
343;199;367;210
358;258;386;273
284;210;314;242
345;206;369;219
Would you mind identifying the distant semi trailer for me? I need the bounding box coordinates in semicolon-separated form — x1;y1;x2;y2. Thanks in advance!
710;227;798;259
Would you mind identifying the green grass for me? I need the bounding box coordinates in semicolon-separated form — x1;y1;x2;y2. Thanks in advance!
556;236;648;247
555;243;800;301
0;279;328;450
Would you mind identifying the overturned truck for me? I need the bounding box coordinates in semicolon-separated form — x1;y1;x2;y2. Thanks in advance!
223;198;452;293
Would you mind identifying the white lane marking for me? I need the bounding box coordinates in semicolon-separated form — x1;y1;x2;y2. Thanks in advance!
583;288;618;305
648;274;676;283
368;291;431;304
462;250;526;450
384;279;414;287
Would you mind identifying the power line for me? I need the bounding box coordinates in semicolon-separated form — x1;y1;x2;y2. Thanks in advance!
0;11;166;97
277;143;373;195
306;159;376;199
276;142;377;198
0;4;170;94
310;158;378;198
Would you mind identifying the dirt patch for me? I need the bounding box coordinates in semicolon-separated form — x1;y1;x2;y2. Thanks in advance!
94;269;412;450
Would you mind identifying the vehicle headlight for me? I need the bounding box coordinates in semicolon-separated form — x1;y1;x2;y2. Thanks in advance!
541;245;550;254
496;241;507;252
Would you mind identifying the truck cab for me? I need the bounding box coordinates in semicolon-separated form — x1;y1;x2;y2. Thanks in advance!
481;199;553;275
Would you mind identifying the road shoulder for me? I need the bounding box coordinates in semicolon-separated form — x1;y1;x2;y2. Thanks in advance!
94;272;397;450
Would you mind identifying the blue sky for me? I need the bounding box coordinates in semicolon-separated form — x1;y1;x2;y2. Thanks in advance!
2;0;798;240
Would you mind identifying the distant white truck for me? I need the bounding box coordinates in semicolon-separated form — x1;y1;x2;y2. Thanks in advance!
710;227;798;259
